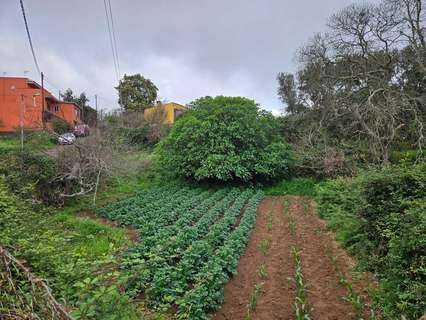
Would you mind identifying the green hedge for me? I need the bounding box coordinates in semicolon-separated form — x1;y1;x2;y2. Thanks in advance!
316;165;426;319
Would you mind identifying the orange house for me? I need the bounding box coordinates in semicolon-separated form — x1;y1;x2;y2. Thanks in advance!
0;77;82;132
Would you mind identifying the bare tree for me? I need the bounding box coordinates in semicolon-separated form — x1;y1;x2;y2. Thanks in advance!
279;0;426;163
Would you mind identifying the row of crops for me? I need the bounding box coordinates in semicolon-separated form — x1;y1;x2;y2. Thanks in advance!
96;186;264;319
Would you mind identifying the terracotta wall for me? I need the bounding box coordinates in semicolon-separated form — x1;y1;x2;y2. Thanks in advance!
0;77;80;132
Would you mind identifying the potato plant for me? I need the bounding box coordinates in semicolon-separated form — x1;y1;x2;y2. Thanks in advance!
95;187;264;318
176;191;264;319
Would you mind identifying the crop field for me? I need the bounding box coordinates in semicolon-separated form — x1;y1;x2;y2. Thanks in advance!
96;186;264;319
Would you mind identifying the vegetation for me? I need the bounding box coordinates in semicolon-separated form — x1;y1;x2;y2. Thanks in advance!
278;0;425;175
116;74;158;111
263;177;316;196
94;186;264;319
291;246;311;320
1;0;425;318
246;282;264;319
158;96;293;182
51;117;71;134
316;164;426;319
0;176;141;319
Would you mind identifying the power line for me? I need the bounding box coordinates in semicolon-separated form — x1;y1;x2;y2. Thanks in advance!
107;0;120;77
19;0;40;75
103;0;120;82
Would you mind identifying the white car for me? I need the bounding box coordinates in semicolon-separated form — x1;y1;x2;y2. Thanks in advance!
58;133;76;145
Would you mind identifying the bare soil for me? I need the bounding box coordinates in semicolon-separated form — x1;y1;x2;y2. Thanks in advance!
214;197;296;320
214;196;373;320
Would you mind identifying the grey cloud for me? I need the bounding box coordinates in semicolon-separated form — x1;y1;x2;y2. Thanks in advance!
0;0;367;112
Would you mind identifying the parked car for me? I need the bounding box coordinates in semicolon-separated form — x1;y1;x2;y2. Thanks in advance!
73;124;90;137
58;133;76;145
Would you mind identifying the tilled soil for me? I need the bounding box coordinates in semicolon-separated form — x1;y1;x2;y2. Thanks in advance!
214;197;296;320
214;196;372;320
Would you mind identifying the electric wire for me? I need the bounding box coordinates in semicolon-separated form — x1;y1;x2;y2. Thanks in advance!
107;0;121;77
19;0;40;75
103;0;120;82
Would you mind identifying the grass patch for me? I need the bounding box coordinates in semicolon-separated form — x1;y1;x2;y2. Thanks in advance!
263;177;317;196
0;131;55;154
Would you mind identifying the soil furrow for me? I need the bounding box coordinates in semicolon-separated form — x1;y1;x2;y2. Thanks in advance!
287;195;355;320
214;195;372;320
214;197;296;320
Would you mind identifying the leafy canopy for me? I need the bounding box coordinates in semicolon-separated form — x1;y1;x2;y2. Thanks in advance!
157;96;292;182
116;74;158;111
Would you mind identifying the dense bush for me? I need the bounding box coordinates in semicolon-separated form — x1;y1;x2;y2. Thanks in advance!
101;111;169;147
157;96;293;182
0;150;64;205
316;164;426;319
51;118;71;134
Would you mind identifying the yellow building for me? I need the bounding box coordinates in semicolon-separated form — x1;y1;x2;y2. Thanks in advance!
143;102;187;124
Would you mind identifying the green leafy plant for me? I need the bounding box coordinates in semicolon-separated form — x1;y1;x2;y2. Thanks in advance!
316;164;426;319
51;118;71;134
96;186;265;319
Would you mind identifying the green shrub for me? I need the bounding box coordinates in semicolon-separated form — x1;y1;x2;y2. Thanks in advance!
51;118;71;134
316;165;426;319
157;96;293;183
0;150;64;205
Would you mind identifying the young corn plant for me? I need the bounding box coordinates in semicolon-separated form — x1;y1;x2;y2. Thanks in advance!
266;199;275;232
245;282;265;319
256;264;268;280
301;198;311;216
291;246;312;320
282;198;290;214
326;250;375;320
322;243;378;320
288;215;296;236
266;212;273;232
258;237;271;256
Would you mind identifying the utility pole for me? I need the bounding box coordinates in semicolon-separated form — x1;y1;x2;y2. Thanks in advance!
20;94;25;153
95;94;98;127
41;72;45;129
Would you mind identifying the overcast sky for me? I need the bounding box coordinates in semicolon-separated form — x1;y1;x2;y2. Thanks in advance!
1;0;366;114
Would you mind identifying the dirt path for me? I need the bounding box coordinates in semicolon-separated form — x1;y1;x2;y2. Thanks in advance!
214;196;372;320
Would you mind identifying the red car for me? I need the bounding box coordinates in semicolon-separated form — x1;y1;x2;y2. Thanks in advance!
73;124;90;137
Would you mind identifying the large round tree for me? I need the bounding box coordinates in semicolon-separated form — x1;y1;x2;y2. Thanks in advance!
157;96;292;182
115;74;158;110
